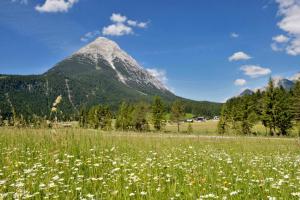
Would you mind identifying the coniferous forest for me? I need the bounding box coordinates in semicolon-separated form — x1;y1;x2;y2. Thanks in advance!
218;79;300;136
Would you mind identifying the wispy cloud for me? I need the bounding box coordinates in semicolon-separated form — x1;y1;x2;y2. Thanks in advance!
102;13;148;37
80;31;101;42
80;13;149;42
272;34;289;43
272;0;300;56
11;0;28;4
228;51;251;62
35;0;79;13
146;68;168;85
240;65;271;78
102;23;133;36
234;79;247;86
230;32;239;38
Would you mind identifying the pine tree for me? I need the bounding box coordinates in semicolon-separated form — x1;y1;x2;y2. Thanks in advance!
262;78;277;136
132;102;149;132
151;96;166;131
274;87;293;135
88;105;112;130
292;81;300;136
218;104;228;134
115;102;133;131
79;107;88;128
171;100;185;132
240;96;257;135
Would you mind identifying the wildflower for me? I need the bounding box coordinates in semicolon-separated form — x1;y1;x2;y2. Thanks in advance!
230;190;240;196
86;194;94;198
140;191;147;196
129;193;135;197
0;180;6;185
52;175;60;181
291;192;300;197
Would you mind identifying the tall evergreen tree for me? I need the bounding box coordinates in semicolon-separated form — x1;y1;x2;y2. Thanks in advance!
274;87;293;135
240;96;257;135
262;78;277;136
88;105;112;130
79;107;88;128
151;96;166;131
292;81;300;136
132;102;149;132
115;102;133;131
218;104;229;134
171;100;185;132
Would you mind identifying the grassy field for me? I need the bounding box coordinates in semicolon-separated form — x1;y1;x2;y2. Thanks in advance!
1;128;300;199
165;121;300;137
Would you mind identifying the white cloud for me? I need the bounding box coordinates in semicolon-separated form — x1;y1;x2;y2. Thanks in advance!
272;34;290;43
146;68;168;84
128;20;148;28
230;32;239;38
101;13;148;37
228;51;252;61
80;31;101;42
290;72;300;81
11;0;28;4
110;13;127;23
35;0;78;13
274;0;300;55
240;65;271;78
271;43;284;51
102;23;133;36
234;79;247;86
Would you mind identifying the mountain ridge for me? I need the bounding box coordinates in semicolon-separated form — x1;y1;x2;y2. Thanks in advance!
239;75;300;96
0;37;222;121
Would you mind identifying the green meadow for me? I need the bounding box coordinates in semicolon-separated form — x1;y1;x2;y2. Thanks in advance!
1;128;300;199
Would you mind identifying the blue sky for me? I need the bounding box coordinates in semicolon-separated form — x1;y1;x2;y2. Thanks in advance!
0;0;299;102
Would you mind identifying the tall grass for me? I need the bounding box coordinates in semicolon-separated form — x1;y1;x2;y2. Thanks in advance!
0;128;300;199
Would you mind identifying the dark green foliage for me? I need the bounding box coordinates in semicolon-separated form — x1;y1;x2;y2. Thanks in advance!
292;81;300;136
87;105;112;130
218;95;258;135
171;100;185;132
131;102;149;132
151;96;166;131
292;82;300;119
219;78;294;136
274;87;293;135
262;79;277;136
79;107;88;128
115;102;134;131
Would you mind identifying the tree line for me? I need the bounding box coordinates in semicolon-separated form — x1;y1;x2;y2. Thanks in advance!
78;96;188;132
218;79;300;136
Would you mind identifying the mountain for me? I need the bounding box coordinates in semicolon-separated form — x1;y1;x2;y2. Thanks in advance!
0;37;222;121
239;74;300;96
239;89;254;96
273;77;295;91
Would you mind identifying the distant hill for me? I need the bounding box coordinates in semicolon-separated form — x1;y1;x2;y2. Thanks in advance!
239;75;300;96
239;89;254;96
0;37;222;120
